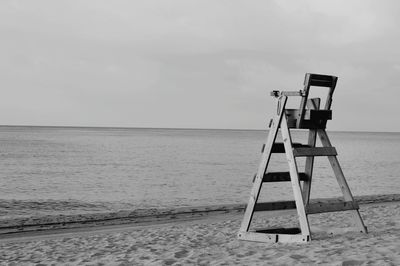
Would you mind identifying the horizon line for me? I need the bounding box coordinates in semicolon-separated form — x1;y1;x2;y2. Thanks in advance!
0;124;399;134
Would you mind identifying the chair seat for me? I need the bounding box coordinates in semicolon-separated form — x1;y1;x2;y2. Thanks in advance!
286;109;331;129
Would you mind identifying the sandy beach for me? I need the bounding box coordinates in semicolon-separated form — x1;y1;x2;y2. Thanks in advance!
3;0;400;265
1;200;399;265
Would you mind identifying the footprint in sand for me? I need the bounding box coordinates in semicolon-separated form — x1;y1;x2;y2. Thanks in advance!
164;258;177;265
289;254;307;260
341;260;365;266
174;249;189;259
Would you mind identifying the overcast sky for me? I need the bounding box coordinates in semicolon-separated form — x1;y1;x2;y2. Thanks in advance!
1;0;399;131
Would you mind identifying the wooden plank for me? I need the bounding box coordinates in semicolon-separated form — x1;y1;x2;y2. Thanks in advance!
255;227;301;234
254;200;296;212
308;73;337;88
238;231;276;243
309;79;333;87
324;76;338;110
269;91;304;97
239;96;288;233
298;73;311;128
309;73;336;81
285;109;332;121
302;98;319;204
287;120;327;129
302;130;317;203
254;199;360;213
238;231;310;243
309;110;332;120
318;130;358;202
263;172;308;182
317;129;368;233
281;114;311;236
293;147;337;157
306;201;358;214
271;143;309;153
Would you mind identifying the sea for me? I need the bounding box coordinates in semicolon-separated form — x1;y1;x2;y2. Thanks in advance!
0;126;399;218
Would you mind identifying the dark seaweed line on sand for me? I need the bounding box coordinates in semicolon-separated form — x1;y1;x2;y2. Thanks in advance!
1;194;399;235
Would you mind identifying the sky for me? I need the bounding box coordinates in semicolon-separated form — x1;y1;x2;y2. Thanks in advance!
1;0;400;132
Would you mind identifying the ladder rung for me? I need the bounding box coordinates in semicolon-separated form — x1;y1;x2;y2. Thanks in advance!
254;200;296;212
293;147;337;157
295;120;328;129
254;199;359;214
238;231;310;243
271;143;309;153
306;201;359;214
263;172;308;182
255;227;301;235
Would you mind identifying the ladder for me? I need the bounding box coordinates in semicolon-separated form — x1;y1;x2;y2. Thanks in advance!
238;73;368;243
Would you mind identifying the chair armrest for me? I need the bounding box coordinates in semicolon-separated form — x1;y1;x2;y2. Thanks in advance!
270;90;305;97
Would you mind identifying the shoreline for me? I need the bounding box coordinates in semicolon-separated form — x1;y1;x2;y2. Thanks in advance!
1;200;400;264
1;194;400;235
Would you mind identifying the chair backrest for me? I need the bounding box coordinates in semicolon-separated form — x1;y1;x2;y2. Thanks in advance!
297;73;338;128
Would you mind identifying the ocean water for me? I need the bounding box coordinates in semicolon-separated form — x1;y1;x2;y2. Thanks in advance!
0;126;399;216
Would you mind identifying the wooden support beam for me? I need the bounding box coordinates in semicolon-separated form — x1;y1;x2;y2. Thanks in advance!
302;98;320;205
254;199;359;214
302;130;317;203
293;147;337;157
255;227;301;234
317;129;368;233
263;172;309;182
270;91;304;97
239;96;288;233
306;201;359;214
238;231;310;243
254;200;296;212
271;143;310;153
285;109;332;121
285;109;331;129
281;114;311;236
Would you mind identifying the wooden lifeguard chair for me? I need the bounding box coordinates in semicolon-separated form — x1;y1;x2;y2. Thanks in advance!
238;73;367;243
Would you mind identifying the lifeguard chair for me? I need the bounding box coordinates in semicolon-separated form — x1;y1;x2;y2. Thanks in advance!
238;73;367;243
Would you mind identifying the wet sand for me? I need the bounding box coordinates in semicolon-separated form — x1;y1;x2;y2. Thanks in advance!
1;201;400;265
1;194;400;235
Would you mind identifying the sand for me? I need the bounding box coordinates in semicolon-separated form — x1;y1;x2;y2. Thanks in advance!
2;194;400;235
0;201;400;265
